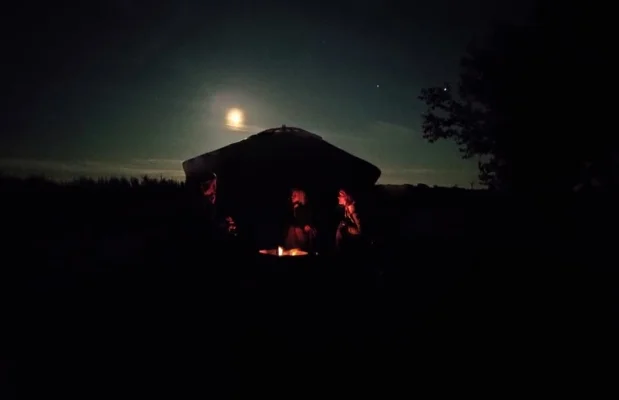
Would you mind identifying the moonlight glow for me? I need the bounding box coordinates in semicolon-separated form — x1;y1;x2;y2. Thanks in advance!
226;108;245;130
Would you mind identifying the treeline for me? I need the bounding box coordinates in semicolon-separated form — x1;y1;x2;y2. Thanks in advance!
1;173;614;245
0;174;184;194
1;174;481;194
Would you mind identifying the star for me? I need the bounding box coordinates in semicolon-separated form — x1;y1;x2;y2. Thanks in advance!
376;84;380;88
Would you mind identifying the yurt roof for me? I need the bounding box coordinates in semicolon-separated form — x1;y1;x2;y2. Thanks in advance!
182;125;381;187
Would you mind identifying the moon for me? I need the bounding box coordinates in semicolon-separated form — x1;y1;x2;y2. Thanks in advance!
226;108;245;130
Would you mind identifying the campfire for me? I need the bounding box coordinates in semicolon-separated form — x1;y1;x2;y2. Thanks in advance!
259;246;309;257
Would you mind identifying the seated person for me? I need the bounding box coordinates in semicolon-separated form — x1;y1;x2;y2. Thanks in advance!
199;173;237;239
284;188;317;252
335;188;363;252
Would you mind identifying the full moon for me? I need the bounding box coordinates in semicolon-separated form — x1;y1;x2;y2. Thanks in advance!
226;108;244;129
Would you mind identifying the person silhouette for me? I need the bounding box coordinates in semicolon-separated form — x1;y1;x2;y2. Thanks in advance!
284;188;317;252
335;188;363;253
199;173;237;239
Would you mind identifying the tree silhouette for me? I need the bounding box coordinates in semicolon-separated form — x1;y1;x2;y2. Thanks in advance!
418;3;615;193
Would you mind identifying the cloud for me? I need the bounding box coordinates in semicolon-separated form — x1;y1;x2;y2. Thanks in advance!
314;120;418;148
201;118;267;135
380;165;476;186
0;158;186;181
223;123;267;134
370;121;418;138
381;167;438;176
317;132;375;144
311;121;418;144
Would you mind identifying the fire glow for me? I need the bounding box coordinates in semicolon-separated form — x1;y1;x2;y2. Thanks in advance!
259;246;308;257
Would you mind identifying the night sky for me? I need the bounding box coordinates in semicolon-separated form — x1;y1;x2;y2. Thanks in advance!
1;0;534;186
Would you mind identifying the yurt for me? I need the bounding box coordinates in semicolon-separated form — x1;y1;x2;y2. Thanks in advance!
182;125;381;247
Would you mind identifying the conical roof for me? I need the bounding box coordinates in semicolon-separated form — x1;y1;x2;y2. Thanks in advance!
182;125;381;189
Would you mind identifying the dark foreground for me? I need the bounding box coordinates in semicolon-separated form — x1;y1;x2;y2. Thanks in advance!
7;232;616;398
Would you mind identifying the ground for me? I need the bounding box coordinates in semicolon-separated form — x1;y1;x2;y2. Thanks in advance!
2;179;617;397
11;231;614;397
